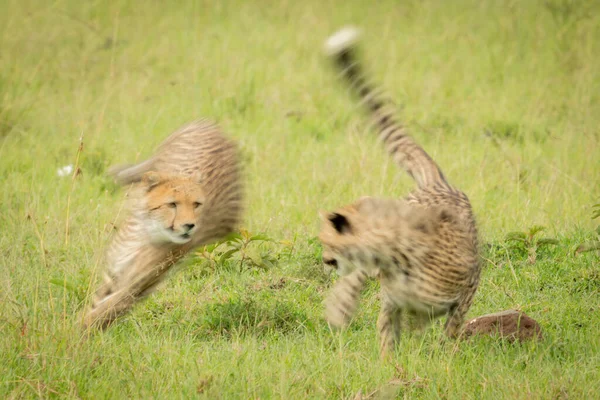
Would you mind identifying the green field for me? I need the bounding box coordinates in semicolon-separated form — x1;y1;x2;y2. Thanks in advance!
1;0;599;398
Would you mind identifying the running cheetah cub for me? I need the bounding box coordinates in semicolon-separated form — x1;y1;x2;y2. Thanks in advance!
84;120;243;330
321;28;480;356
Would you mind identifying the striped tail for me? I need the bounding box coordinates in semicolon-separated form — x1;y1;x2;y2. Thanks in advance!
108;159;155;186
324;27;448;190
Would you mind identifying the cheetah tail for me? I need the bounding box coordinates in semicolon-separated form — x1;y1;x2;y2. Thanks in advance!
107;158;154;186
324;27;448;189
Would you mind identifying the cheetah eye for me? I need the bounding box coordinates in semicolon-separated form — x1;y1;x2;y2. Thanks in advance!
167;202;177;208
193;201;203;208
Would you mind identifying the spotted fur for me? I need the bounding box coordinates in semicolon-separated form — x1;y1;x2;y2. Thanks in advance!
321;28;480;356
84;119;243;330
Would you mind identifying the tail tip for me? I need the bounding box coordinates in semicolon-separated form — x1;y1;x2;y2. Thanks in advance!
107;164;136;186
324;26;361;56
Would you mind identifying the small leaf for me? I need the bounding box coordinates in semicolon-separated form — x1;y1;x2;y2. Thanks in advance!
201;243;222;253
536;238;559;246
222;232;243;242
592;204;600;220
261;259;275;270
49;277;83;299
247;234;273;242
575;241;600;254
505;232;527;242
246;249;263;266
239;228;251;241
218;248;239;263
527;225;546;238
230;241;243;250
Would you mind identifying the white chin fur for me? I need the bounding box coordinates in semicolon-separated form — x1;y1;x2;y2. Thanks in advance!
324;26;361;56
146;220;192;245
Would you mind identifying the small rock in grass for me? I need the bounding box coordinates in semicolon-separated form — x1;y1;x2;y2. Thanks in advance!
463;309;542;342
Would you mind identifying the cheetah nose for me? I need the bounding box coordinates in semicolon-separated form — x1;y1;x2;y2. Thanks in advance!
183;223;195;232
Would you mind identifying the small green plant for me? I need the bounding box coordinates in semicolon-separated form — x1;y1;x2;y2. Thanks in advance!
594;203;600;220
191;297;314;339
576;203;600;254
49;270;89;303
505;225;559;264
196;229;287;272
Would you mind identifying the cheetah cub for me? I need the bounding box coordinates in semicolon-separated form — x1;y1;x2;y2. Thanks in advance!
84;120;243;330
320;28;480;356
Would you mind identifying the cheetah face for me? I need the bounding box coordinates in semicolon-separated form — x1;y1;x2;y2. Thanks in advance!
318;197;443;277
142;172;205;245
318;206;366;277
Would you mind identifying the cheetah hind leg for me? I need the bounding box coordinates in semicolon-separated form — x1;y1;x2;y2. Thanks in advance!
377;296;402;359
444;284;478;339
83;265;169;331
406;310;434;334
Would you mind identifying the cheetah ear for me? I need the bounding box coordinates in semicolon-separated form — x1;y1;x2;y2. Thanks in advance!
319;210;353;235
355;196;376;213
142;171;166;190
329;213;352;235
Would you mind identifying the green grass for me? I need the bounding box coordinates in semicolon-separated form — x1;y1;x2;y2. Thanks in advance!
1;0;599;398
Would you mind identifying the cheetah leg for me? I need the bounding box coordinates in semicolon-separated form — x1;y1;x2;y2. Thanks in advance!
407;311;433;333
324;269;369;328
377;295;402;358
444;283;478;338
90;274;116;307
83;264;171;331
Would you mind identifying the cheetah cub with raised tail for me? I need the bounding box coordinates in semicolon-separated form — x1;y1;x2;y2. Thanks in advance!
320;27;480;355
